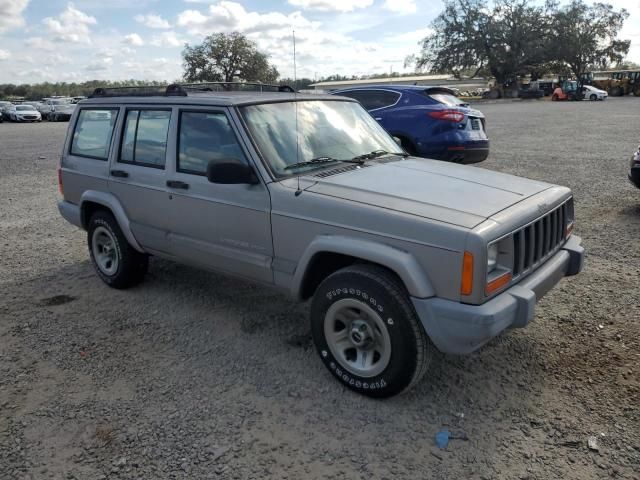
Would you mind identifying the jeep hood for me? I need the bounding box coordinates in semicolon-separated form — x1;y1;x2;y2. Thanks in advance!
305;158;552;228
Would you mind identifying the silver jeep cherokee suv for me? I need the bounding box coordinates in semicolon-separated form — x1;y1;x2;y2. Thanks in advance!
58;83;584;398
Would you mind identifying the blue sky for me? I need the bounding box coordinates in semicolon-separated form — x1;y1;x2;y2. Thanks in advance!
0;0;638;84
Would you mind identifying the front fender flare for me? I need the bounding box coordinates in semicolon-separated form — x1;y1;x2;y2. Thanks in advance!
292;235;435;299
80;190;144;253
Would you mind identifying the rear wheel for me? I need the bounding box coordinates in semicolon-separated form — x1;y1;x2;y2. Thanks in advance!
399;137;418;156
551;94;559;101
310;264;432;398
88;211;148;289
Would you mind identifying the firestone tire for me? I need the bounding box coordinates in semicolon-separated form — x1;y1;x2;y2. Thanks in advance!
310;264;432;398
87;211;148;289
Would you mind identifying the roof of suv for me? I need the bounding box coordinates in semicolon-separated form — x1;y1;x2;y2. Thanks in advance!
80;83;351;107
82;91;345;107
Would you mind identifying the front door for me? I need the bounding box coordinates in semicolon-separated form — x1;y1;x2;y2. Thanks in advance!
164;107;273;284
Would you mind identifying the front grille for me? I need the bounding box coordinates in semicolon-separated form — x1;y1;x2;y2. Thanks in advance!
22;115;37;120
313;163;370;178
470;118;481;130
511;200;569;278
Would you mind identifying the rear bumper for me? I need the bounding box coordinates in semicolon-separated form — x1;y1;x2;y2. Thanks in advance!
58;200;82;228
412;235;584;355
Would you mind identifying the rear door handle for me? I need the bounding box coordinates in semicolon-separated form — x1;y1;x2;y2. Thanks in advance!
166;180;189;190
110;169;129;178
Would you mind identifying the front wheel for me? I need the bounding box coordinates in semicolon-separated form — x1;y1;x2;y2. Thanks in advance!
551;94;558;101
88;211;148;289
590;94;597;101
310;264;432;398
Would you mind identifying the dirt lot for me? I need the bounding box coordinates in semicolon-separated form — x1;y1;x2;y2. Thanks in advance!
1;98;639;480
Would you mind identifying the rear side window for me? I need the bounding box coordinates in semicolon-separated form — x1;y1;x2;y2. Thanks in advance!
338;90;400;110
120;109;171;168
70;109;119;160
428;93;467;106
178;111;247;175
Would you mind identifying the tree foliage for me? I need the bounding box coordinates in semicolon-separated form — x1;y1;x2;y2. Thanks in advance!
182;32;278;83
551;1;629;78
416;0;630;83
0;79;167;101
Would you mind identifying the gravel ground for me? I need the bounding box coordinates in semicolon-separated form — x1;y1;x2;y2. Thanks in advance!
1;98;639;480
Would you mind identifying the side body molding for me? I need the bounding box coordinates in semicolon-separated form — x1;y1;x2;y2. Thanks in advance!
292;235;435;299
79;190;145;253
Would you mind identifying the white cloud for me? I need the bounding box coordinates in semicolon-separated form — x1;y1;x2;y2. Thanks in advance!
42;3;97;44
0;49;10;60
86;57;113;71
0;0;29;33
134;13;171;29
123;33;144;46
383;0;417;15
287;0;373;13
25;37;57;51
150;31;184;47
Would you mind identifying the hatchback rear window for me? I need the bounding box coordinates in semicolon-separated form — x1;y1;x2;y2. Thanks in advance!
70;109;119;160
428;93;467;106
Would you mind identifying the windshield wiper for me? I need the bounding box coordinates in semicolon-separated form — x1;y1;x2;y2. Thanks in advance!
351;149;409;161
284;156;365;171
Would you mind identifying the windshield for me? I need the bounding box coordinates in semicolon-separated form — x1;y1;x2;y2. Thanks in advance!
16;105;34;111
240;100;401;177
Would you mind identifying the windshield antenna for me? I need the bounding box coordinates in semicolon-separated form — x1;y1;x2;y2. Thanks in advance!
293;29;302;197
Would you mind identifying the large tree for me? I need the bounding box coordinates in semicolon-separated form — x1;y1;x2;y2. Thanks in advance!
182;32;279;83
415;0;554;88
550;1;629;78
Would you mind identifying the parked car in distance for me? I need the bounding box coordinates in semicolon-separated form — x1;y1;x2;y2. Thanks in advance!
57;83;583;398
6;104;41;122
38;97;74;120
630;145;640;189
49;102;76;122
581;85;608;101
330;85;489;164
0;101;12;121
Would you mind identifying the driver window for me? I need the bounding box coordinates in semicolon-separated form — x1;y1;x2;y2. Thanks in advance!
178;111;247;175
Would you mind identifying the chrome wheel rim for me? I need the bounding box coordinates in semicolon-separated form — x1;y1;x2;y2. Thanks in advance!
324;298;391;378
92;226;118;276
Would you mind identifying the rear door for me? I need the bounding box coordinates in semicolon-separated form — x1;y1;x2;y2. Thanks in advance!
164;107;273;283
108;106;173;254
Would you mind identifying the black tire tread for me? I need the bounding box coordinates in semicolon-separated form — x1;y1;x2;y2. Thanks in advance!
88;211;148;289
318;263;432;396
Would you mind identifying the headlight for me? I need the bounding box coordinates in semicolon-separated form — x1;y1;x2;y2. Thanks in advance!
487;243;498;273
486;238;513;295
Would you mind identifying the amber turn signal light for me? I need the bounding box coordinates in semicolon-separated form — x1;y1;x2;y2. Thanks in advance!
485;272;512;295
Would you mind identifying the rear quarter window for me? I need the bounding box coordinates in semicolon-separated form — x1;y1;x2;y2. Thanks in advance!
428;93;467;106
70;109;119;160
339;90;400;110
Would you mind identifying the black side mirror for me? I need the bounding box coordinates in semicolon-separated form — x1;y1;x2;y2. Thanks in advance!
206;160;259;185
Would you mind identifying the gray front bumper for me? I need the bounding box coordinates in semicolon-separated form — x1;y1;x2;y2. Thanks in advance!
412;235;584;355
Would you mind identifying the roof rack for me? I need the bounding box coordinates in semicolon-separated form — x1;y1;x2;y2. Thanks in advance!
89;82;295;98
178;82;295;93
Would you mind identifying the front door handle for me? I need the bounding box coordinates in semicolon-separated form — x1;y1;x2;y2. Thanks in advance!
110;169;129;178
166;180;189;190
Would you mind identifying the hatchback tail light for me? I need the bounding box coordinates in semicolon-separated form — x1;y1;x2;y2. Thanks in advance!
429;109;465;122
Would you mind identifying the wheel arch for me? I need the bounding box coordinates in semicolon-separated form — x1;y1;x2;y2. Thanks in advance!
293;236;435;301
80;190;144;253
